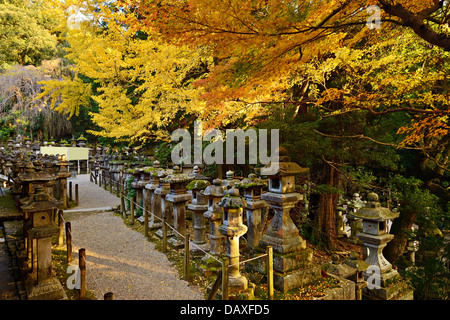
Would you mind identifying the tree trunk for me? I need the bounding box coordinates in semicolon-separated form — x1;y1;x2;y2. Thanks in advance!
384;208;418;264
315;158;340;251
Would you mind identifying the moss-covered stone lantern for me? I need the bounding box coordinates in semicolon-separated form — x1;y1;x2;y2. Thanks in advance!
20;187;66;299
154;167;174;238
56;155;71;209
201;178;226;263
187;177;211;256
218;186;254;299
257;147;320;292
144;161;162;229
162;166;193;248
235;173;268;250
349;192;413;300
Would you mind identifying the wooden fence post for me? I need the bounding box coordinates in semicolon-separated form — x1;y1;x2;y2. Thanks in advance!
120;194;125;218
75;184;79;205
130;197;135;225
66;222;72;263
69;181;72;201
184;233;190;281
266;246;274;300
58;209;64;246
79;248;86;300
222;258;229;300
144;205;149;238
162;216;167;253
104;292;114;300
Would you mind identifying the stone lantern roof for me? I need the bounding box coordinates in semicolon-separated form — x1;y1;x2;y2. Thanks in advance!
218;186;246;209
349;192;399;222
17;162;53;182
222;170;240;189
161;166;194;184
20;187;61;212
235;173;267;189
187;179;211;191
261;147;309;176
189;165;210;181
202;178;225;197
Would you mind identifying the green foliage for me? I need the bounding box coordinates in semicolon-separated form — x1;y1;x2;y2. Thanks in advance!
154;142;172;167
125;175;136;211
0;0;60;67
403;205;450;300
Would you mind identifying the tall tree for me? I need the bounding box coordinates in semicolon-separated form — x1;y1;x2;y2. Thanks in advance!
0;0;60;68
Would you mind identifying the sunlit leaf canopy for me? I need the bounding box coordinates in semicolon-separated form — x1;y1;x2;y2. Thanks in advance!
38;0;449;158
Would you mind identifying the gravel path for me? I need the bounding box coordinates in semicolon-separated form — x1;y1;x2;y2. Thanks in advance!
64;174;204;300
67;174;120;210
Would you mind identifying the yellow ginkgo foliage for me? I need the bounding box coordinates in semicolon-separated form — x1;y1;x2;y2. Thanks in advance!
38;0;211;143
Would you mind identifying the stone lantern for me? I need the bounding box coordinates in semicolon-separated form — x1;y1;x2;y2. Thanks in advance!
144;161;162;230
187;176;211;256
347;193;364;244
235;173;268;251
222;170;239;190
20;186;66;299
201;178;226;264
154;167;174;239
349;192;398;274
258;149;309;253
16;159;56;207
337;196;350;238
218;186;254;299
130;168;145;213
257;147;319;292
56;155;71;209
31;142;40;156
349;192;413;300
162;166;193;249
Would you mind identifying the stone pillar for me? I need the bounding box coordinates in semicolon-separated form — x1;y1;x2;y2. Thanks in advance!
218;187;254;299
201;178;225;268
56;155;71;209
349;192;413;300
162;166;193;249
235;173;268;252
187;178;211;256
257;148;320;292
130;168;144;216
143;162;160;229
347;193;364;244
154;167;174;238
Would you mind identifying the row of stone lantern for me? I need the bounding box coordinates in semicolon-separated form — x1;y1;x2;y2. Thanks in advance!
121;148;324;296
111;146;411;299
1;151;71;300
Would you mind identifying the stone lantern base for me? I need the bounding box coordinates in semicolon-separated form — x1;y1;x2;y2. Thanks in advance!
25;277;67;300
246;247;321;293
228;283;256;300
362;268;414;300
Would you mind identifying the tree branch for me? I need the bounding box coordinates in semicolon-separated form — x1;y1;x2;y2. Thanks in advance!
377;0;450;51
